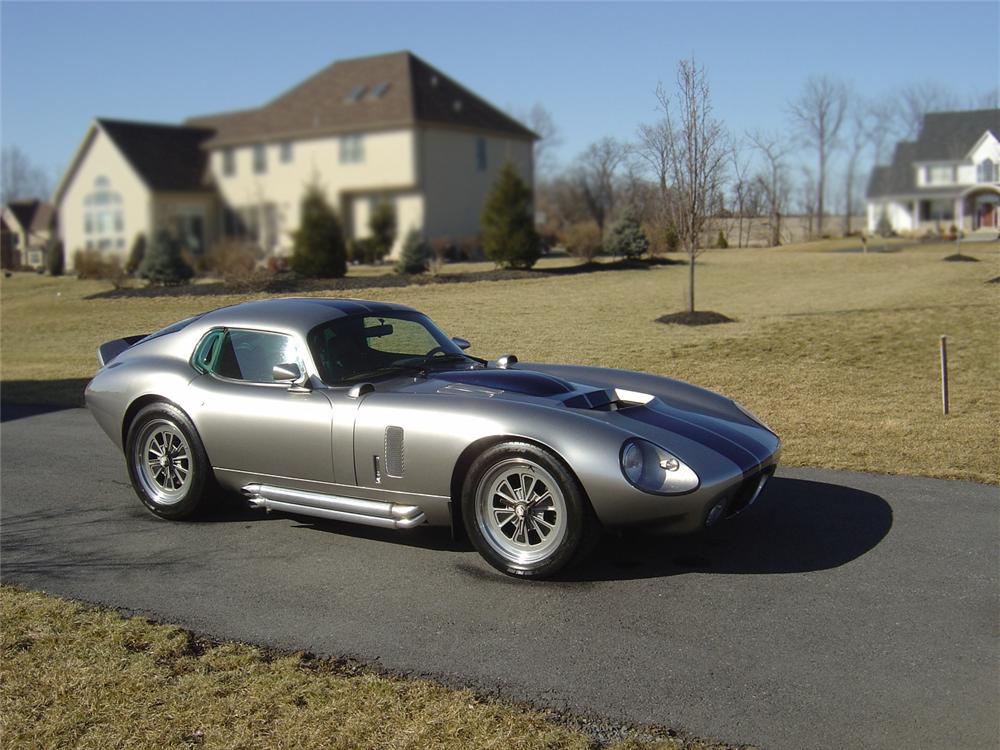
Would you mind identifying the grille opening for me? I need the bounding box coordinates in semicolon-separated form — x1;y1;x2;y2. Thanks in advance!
384;426;404;478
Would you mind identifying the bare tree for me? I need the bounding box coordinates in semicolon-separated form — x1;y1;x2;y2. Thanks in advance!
842;102;869;235
656;57;730;313
970;87;999;109
518;102;564;178
895;82;959;139
798;166;818;238
789;75;848;237
571;137;628;234
729;136;753;247
865;98;898;166
749;130;791;247
1;146;52;204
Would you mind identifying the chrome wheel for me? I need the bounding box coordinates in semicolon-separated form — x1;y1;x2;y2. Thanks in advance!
133;419;192;506
475;458;568;565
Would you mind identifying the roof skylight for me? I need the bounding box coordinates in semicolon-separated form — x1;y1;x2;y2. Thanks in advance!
345;85;367;103
369;82;390;99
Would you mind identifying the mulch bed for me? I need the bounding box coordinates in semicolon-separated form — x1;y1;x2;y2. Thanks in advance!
655;310;735;326
987;276;1000;284
942;253;980;262
85;257;682;300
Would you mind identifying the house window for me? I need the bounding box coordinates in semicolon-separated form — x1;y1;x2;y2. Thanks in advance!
927;165;955;185
253;144;267;174
222;148;236;177
475;137;487;171
339;134;364;164
83;175;124;247
977;159;998;183
280;141;293;163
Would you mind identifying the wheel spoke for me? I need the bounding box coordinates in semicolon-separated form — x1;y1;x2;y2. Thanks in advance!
494;483;518;506
529;491;551;508
521;474;537;503
494;509;515;527
532;512;556;531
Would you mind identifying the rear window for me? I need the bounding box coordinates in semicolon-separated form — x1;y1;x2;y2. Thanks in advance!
141;315;204;344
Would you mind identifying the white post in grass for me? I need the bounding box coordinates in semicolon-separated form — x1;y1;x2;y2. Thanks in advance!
940;335;949;416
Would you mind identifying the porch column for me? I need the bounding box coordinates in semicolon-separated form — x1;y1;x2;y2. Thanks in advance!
956;195;964;232
913;200;920;228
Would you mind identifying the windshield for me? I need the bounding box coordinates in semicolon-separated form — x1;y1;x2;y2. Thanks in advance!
307;312;468;385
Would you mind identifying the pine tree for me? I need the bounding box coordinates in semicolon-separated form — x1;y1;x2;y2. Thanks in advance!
606;211;649;260
663;221;680;253
395;229;428;274
46;238;64;276
716;230;729;249
139;230;193;285
369;200;397;264
126;233;146;274
291;185;347;278
480;163;540;269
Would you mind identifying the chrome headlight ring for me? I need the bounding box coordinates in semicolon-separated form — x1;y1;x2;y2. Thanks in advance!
619;438;700;495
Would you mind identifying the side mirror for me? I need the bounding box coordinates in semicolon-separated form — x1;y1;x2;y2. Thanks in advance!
348;383;375;399
452;336;471;350
273;363;310;392
496;354;518;369
272;363;301;382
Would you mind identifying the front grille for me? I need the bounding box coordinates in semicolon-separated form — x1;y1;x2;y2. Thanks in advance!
725;466;774;517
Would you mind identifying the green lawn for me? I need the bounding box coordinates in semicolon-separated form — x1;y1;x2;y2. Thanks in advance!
3;242;997;483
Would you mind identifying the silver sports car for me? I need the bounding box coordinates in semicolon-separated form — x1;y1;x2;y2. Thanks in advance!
86;297;780;578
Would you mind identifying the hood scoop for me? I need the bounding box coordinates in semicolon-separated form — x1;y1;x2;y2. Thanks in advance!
434;369;574;397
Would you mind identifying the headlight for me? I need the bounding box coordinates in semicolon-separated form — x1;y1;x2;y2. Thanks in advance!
620;439;699;494
621;441;644;484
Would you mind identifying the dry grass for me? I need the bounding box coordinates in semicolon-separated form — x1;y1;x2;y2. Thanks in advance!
2;243;998;482
0;586;733;750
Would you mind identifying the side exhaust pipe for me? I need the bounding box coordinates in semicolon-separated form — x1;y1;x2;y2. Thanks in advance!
242;483;426;530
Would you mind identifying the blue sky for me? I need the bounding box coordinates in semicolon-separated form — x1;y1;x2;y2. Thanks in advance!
1;1;997;186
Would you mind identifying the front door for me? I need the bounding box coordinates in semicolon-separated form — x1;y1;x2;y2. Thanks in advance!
188;328;335;484
980;203;995;228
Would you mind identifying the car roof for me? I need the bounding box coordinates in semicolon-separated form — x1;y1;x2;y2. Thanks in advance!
198;297;420;335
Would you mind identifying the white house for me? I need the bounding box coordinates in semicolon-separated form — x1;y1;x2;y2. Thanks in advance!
53;51;537;268
866;109;999;235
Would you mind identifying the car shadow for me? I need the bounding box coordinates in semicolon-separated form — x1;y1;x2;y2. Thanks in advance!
1;378;91;420
561;476;893;582
203;476;892;580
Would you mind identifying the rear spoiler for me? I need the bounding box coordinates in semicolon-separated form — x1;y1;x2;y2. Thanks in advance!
97;334;149;368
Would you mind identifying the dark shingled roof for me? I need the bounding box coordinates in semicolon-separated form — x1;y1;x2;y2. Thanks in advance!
912;109;1000;161
867;109;999;198
97;119;215;192
187;51;536;147
6;200;42;232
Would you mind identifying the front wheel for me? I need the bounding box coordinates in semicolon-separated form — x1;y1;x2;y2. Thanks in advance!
462;442;601;578
125;403;211;520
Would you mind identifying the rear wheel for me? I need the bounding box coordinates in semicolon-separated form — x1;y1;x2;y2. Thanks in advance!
462;442;600;578
125;403;211;520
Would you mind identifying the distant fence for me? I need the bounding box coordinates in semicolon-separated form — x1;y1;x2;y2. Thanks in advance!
702;215;868;248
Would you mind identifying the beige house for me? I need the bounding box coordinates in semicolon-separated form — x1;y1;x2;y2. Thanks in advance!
54;51;536;268
1;199;54;269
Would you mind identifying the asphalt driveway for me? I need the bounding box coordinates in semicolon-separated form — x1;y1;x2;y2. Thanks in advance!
2;406;997;749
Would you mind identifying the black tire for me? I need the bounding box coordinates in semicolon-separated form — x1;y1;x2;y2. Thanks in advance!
125;403;212;520
462;441;601;579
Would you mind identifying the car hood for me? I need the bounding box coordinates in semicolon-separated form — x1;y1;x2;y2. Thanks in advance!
388;363;778;472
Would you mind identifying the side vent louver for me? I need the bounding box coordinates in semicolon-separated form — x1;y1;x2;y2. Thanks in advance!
385;426;404;478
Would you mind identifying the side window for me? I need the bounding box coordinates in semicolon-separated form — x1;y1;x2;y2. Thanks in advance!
198;329;305;384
